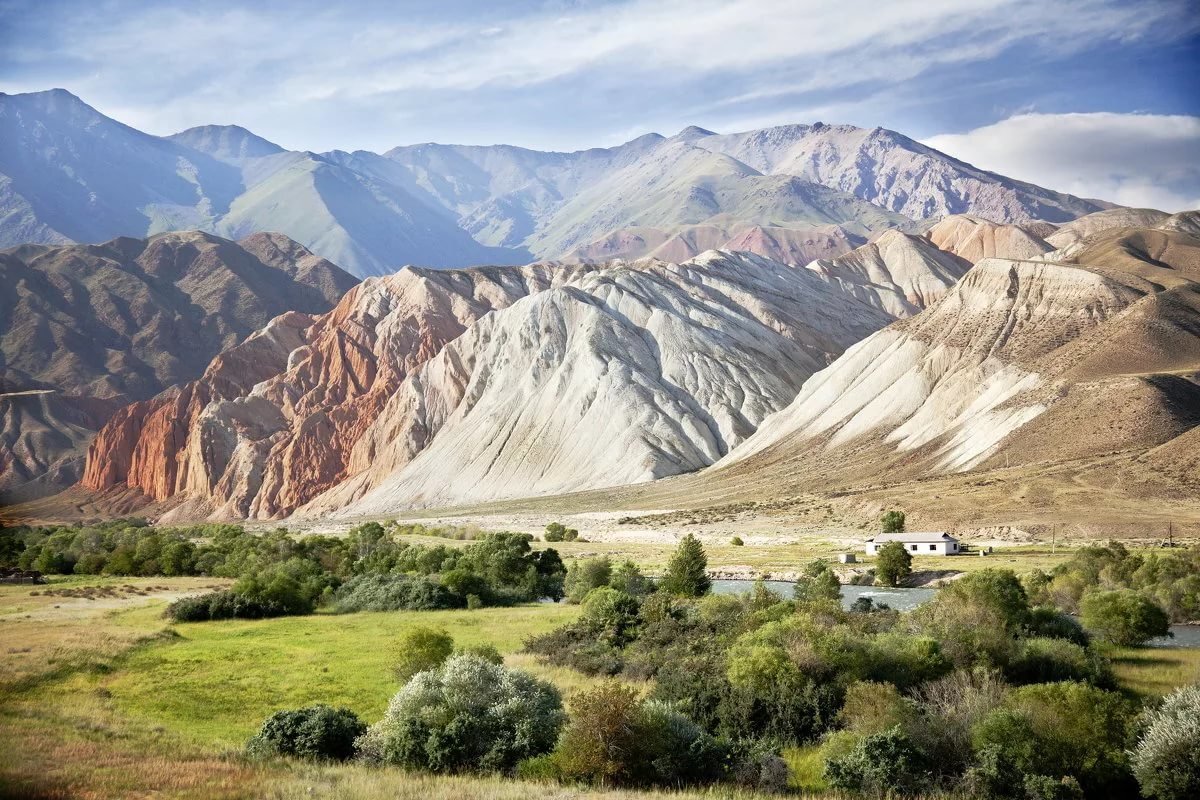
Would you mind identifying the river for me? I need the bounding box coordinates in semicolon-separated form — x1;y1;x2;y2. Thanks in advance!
709;579;1198;648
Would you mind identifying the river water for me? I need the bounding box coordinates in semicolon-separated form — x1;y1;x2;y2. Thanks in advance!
709;579;1198;648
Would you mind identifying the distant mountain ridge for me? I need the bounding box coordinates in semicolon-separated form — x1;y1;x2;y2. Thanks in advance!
0;89;1110;278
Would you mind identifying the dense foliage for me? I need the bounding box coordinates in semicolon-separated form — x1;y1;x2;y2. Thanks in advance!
246;705;365;761
660;534;710;597
1130;684;1200;800
526;538;1157;797
875;541;913;586
358;654;565;773
2;520;565;621
1024;542;1200;623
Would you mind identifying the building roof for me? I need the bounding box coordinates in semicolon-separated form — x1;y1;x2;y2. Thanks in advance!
867;532;957;543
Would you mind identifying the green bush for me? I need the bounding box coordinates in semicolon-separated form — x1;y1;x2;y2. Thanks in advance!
457;643;503;665
393;627;454;681
972;681;1135;795
581;587;641;645
1080;589;1170;646
1131;684;1200;800
358;654;564;774
549;682;727;788
543;522;578;542
245;705;364;761
874;541;912;587
165;590;294;621
334;574;459;612
730;536;744;546
1025;605;1090;646
660;534;710;597
824;725;930;796
609;560;652;596
1006;637;1108;686
794;560;841;603
564;556;612;603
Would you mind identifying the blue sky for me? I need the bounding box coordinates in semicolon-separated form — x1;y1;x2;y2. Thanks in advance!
2;0;1198;208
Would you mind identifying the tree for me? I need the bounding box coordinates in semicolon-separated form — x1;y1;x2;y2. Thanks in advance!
875;541;912;587
544;522;578;542
609;560;652;596
943;569;1030;630
881;510;906;533
393;626;454;681
794;560;841;603
1080;589;1170;646
245;705;364;761
1131;684;1200;799
581;587;641;645
359;654;565;773
661;534;710;597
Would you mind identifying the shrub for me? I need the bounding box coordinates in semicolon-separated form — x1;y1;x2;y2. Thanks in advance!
1006;637;1108;686
880;510;906;533
564;556;612;603
837;681;917;736
1026;605;1090;646
457;643;503;665
824;725;930;796
334;574;459;612
358;654;564;773
1131;684;1200;800
972;681;1135;795
943;569;1031;631
874;541;912;587
794;560;841;603
544;522;579;542
609;560;652;596
165;589;293;621
466;593;483;610
1080;589;1170;646
245;705;364;761
393;627;454;681
730;536;744;546
660;534;710;597
581;587;640;645
551;683;726;788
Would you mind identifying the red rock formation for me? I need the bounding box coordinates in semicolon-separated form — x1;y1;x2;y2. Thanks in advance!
81;264;595;518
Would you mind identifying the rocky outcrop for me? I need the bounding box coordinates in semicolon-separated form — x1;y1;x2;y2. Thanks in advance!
79;244;976;520
714;222;1200;488
0;230;356;501
317;251;895;514
81;263;598;517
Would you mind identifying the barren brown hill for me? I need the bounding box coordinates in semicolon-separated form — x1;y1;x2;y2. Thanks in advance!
924;214;1053;263
0;231;356;500
678;220;1200;528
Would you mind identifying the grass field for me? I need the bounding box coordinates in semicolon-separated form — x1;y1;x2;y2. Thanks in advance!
3;567;1197;799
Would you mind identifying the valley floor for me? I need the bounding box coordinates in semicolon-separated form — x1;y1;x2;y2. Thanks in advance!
3;570;1198;799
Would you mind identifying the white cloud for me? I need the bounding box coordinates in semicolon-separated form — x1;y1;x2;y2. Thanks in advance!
924;112;1200;211
3;0;1196;151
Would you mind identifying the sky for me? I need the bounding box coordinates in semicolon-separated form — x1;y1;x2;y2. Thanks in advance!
1;0;1198;209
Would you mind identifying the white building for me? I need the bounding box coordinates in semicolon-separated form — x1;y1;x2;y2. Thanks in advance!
865;532;960;556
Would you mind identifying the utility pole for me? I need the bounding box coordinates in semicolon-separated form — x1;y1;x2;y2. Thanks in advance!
1051;523;1056;555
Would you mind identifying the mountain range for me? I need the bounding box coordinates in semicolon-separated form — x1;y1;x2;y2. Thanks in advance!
0;231;355;502
60;208;1197;524
1;89;1108;279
